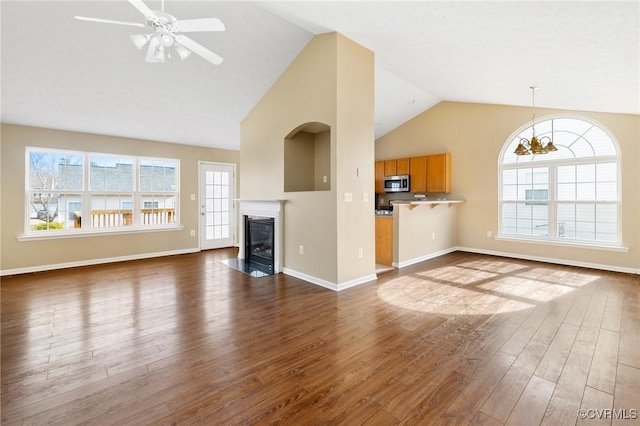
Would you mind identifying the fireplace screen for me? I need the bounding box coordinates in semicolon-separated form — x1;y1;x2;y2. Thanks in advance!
245;216;275;272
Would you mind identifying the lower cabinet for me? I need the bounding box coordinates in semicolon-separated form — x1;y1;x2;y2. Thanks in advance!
375;216;393;266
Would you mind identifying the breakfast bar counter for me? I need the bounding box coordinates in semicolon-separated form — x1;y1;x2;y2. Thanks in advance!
387;199;465;268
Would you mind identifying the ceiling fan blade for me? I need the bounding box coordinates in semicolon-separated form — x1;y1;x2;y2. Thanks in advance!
174;35;223;65
175;18;225;33
74;16;146;28
127;0;156;20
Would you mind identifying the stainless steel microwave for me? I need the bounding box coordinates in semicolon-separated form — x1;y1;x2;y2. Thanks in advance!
384;175;410;192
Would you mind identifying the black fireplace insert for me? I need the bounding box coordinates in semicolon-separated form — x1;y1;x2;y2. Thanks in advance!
245;216;275;273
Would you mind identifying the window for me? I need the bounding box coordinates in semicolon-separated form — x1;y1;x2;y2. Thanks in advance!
499;117;620;245
26;147;179;235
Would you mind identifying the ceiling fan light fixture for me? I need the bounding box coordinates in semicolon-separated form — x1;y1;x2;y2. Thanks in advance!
158;32;174;48
174;43;192;60
130;33;150;50
153;45;166;63
78;0;225;66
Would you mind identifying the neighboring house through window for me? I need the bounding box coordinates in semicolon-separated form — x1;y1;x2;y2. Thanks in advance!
499;116;620;245
26;148;179;234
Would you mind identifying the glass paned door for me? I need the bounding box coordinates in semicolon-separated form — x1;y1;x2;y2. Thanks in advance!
199;163;235;249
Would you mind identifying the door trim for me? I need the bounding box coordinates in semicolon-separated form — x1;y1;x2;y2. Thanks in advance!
197;161;237;250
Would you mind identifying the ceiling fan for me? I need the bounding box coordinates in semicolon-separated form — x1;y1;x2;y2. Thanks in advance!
74;0;225;65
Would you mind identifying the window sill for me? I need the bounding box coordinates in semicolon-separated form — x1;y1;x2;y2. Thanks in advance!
17;225;184;241
495;235;629;253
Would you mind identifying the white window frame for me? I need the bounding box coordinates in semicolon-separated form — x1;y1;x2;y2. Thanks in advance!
498;115;624;250
21;147;181;240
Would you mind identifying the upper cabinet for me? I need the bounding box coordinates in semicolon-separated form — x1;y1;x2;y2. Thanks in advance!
409;156;427;193
375;153;451;194
375;161;385;194
426;153;451;193
384;158;410;176
383;160;396;176
397;158;410;175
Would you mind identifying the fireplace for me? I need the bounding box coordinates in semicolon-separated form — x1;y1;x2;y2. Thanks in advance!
237;200;283;274
245;216;275;272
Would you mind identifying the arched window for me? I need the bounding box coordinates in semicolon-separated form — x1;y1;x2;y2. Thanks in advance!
499;116;620;245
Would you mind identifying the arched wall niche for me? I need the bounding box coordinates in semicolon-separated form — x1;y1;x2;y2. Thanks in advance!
284;122;331;192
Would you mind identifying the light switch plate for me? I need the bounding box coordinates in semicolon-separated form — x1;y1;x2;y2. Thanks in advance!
344;192;353;202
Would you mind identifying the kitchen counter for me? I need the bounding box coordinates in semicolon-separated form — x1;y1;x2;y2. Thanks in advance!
382;198;463;268
391;199;465;209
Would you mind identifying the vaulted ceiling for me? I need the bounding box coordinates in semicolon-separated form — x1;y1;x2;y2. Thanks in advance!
2;1;638;150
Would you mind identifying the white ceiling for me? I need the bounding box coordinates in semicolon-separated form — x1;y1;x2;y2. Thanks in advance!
2;1;638;150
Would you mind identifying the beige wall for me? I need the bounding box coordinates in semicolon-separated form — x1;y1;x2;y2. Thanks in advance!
284;131;315;192
283;129;331;192
393;203;458;267
1;124;240;273
376;101;640;272
334;33;376;283
314;130;331;191
241;32;375;286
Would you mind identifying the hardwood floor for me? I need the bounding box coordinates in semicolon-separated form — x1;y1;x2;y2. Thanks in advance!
2;249;639;425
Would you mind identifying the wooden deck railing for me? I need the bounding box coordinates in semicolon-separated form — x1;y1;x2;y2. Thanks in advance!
73;209;175;228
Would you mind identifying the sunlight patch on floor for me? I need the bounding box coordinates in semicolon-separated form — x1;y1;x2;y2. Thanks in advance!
377;260;601;315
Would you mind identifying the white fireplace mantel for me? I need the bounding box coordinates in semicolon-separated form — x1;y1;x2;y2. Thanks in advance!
237;200;284;273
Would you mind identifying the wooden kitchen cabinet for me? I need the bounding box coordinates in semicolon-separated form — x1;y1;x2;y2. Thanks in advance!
384;160;396;176
409;156;427;193
397;158;410;175
375;161;385;193
426;153;451;193
375;216;393;266
383;158;410;176
377;153;451;194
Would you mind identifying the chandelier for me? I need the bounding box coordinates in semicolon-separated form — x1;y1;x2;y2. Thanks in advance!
514;86;558;156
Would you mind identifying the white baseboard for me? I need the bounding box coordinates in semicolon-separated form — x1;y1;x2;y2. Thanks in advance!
338;273;378;291
282;268;377;292
456;246;640;275
392;247;458;269
4;245;635;279
0;248;200;277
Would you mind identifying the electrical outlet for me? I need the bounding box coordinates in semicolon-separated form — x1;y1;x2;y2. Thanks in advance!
190;194;196;201
432;232;436;240
190;229;195;236
358;248;363;258
299;245;304;255
344;192;353;202
363;193;368;203
486;231;493;238
323;175;327;183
